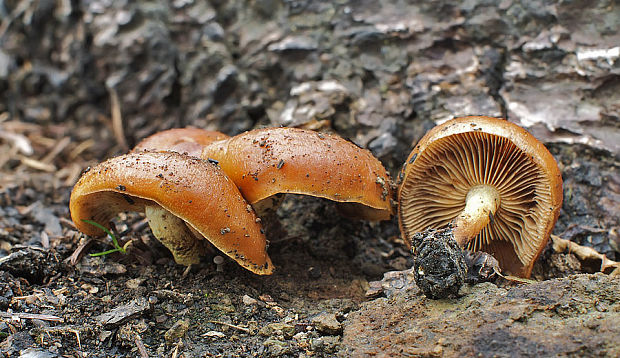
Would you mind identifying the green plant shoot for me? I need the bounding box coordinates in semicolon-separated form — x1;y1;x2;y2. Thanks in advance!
82;219;129;256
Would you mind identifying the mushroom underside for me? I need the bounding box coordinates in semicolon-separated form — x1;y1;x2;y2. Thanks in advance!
400;131;556;276
69;151;273;275
72;191;207;265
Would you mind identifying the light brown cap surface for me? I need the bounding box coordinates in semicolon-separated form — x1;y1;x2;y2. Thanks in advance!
398;116;563;277
133;128;229;156
201;127;393;221
70;151;272;274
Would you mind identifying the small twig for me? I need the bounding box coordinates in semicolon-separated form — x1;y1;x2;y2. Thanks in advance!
171;338;182;358
0;0;30;39
0;312;64;322
106;85;128;150
19;156;56;172
67;237;93;265
182;265;193;278
68;139;95;160
74;329;82;350
41;231;50;249
37;326;86;350
208;320;250;333
59;217;78;230
131;218;150;232
496;273;537;284
41;136;71;164
551;234;620;275
0;130;33;155
135;333;149;358
61;163;85;186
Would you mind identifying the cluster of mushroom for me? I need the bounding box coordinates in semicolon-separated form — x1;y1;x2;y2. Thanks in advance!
70;116;563;294
69;127;394;275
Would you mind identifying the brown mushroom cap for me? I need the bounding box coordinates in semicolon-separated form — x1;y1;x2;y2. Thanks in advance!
70;151;272;274
201;127;394;221
398;116;563;277
133;128;229;156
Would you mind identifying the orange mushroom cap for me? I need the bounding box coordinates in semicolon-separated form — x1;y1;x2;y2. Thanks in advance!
70;151;272;274
398;116;563;277
201;127;394;221
133;128;229;157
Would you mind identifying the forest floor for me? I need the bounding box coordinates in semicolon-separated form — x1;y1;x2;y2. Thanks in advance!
0;120;618;357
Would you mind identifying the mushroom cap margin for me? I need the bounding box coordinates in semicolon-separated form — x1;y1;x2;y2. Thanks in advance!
69;151;273;275
201;127;394;221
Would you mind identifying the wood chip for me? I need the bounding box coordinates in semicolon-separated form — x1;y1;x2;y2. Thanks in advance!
19;156;56;172
0;311;64;322
95;297;150;328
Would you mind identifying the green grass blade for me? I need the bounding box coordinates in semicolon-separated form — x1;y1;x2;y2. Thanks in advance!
81;219;127;255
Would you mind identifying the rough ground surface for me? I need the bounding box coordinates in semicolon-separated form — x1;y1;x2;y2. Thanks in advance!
1;1;619;357
343;273;620;358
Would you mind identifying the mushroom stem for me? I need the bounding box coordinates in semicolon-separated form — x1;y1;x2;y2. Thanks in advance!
452;184;500;246
145;205;206;265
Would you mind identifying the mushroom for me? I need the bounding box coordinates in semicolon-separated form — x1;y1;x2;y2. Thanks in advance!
133;128;229;157
70;151;273;274
200;127;394;220
398;116;562;295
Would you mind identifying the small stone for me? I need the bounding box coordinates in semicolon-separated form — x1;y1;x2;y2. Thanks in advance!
98;330;113;342
259;322;296;339
307;266;321;279
155;315;167;324
125;278;145;289
433;344;443;355
311;312;342;336
29;202;62;237
164;319;190;345
18;348;57;358
242;295;258;305
263;338;291;356
310;336;340;354
203;330;225;338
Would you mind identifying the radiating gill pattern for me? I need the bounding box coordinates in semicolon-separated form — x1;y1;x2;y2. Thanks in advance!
400;131;554;267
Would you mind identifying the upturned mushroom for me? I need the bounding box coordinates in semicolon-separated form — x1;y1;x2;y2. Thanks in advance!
70;151;272;274
200;127;394;220
398;116;563;296
133;128;229;157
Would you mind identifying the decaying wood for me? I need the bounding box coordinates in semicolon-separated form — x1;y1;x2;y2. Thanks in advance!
551;234;620;276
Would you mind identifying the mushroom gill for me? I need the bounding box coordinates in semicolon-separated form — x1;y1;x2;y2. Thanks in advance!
398;116;563;281
399;130;556;276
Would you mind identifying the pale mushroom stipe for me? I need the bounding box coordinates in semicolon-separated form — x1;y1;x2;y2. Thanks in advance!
398;116;563;298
